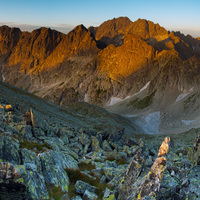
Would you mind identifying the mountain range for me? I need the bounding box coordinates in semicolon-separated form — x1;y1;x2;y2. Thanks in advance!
1;17;200;134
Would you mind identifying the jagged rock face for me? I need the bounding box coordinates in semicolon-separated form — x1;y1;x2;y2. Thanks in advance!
0;26;21;56
98;34;155;80
126;18;168;40
1;17;200;108
89;17;132;47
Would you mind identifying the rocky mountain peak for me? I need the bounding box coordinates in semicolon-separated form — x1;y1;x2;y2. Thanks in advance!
0;25;22;55
126;18;168;40
89;16;132;47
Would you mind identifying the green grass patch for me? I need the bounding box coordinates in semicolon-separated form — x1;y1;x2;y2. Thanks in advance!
66;168;112;199
19;140;52;153
126;90;156;109
136;90;156;109
105;155;128;165
78;161;96;171
32;91;39;95
183;93;199;111
47;184;66;200
127;98;139;107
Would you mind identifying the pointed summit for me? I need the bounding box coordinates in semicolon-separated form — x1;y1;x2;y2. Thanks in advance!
89;17;132;47
126;18;168;39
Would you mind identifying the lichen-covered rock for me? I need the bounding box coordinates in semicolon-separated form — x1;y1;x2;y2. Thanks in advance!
103;188;116;200
20;148;42;172
104;166;125;182
157;170;179;199
71;195;83;200
40;151;70;192
102;140;113;152
15;125;33;140
118;154;144;200
0;162;26;199
91;135;102;152
83;189;98;200
189;135;200;166
75;180;97;195
127;137;170;200
25;169;49;199
16;164;49;200
0;135;20;164
108;128;124;142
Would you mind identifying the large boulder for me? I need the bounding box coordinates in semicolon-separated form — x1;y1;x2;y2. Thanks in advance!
118;151;144;200
75;180;97;195
0;135;20;164
190;135;200;166
40;150;74;192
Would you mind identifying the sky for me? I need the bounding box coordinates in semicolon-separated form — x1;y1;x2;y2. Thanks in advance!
0;0;199;37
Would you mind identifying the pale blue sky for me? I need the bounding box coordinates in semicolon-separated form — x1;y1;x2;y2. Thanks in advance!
0;0;199;37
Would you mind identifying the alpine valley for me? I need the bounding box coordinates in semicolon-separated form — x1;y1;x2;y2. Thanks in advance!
0;17;200;200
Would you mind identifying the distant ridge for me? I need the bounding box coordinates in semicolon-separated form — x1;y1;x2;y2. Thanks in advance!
0;16;200;109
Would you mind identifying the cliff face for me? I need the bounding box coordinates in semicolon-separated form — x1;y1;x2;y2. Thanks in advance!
0;17;200;110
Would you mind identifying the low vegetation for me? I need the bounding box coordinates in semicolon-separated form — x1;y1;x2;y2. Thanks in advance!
19;140;52;153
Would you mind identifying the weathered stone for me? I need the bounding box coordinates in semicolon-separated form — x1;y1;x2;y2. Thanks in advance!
20;148;42;172
40;151;71;192
158;170;179;199
32;127;46;137
108;128;124;142
71;195;83;200
124;137;138;147
25;169;49;199
102;187;116;200
80;133;91;145
189;135;200;166
102;140;113;152
104;167;125;182
91;136;101;152
68;142;83;155
83;189;98;200
100;175;106;183
15;125;33;140
105;160;117;168
118;154;144;200
123;145;132;156
158;137;170;157
75;180;97;195
0;135;20;164
128;137;170;200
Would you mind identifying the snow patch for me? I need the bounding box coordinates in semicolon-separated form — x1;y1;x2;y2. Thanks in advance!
133;81;151;97
175;93;189;102
108;81;150;106
1;74;5;81
182;120;195;125
84;94;90;102
143;112;160;134
140;81;151;92
109;97;123;106
125;114;137;118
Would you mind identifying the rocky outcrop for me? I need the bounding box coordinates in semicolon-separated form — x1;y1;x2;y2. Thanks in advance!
89;17;132;47
189;135;200;166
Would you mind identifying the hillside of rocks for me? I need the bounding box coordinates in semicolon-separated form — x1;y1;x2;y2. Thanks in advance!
0;81;200;199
